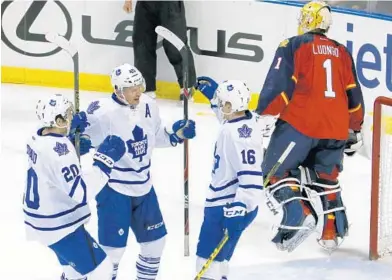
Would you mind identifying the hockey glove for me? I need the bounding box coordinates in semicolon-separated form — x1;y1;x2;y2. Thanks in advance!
258;114;278;137
344;129;363;156
169;120;196;145
68;133;92;156
223;202;248;240
195;76;218;101
93;135;126;176
70;112;90;134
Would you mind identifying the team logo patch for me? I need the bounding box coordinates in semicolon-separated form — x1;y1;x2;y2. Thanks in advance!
227;84;234;91
49;99;56;106
53;142;70;156
238;124;253;138
115;69;121;76
126;125;148;162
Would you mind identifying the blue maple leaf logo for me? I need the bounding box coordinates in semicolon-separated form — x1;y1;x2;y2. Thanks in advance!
49;99;56;106
126;125;148;162
238;124;252;138
87;101;100;115
53;142;69;156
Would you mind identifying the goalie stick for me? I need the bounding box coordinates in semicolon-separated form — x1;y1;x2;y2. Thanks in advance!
155;26;193;257
45;32;81;159
194;141;297;280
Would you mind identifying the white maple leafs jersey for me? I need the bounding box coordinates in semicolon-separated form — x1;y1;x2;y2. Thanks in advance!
23;130;109;246
84;94;173;197
206;111;264;211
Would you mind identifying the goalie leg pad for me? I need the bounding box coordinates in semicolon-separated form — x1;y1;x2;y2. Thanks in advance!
311;178;349;239
266;177;317;251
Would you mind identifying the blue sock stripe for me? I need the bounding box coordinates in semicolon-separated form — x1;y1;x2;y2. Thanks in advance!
138;254;161;263
136;262;159;273
136;264;159;274
138;271;158;277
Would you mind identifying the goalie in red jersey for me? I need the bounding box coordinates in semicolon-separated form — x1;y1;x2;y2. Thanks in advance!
256;0;364;252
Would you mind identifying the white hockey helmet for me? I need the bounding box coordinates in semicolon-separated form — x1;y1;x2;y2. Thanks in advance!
215;80;251;114
36;94;74;129
110;63;146;92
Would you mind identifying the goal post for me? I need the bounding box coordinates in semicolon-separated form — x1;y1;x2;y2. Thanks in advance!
370;96;392;260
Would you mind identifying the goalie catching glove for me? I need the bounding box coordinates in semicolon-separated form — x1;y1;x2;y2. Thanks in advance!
344;129;363;156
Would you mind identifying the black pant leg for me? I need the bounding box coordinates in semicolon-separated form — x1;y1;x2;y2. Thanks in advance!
132;1;159;92
159;1;196;89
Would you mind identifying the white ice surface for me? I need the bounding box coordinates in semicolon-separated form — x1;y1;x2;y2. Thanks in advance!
1;84;391;280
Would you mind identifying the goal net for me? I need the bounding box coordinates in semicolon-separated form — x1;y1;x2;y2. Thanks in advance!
370;96;392;260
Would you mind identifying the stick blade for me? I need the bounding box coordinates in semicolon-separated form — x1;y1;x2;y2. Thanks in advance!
45;32;77;57
155;26;185;52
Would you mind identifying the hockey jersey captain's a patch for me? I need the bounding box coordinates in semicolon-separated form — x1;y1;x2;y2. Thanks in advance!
126;125;148;162
238;124;253;138
53;142;69;156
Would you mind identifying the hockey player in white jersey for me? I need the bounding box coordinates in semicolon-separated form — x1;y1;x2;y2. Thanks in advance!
70;63;196;280
194;77;264;280
23;94;126;280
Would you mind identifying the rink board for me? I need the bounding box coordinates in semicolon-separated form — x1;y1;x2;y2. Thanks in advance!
1;0;391;111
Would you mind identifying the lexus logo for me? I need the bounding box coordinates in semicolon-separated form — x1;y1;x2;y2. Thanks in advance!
1;0;72;57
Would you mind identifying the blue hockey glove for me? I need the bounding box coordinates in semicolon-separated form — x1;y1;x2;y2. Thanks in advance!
195;76;218;101
169;119;196;145
223;202;248;239
68;133;92;156
93;135;126;176
70;112;90;134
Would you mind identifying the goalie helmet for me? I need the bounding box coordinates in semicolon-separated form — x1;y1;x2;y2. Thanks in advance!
110;63;146;92
36;94;74;129
297;1;332;35
215;80;251;114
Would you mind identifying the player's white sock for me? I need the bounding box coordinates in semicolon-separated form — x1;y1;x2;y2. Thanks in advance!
60;273;87;280
60;265;87;280
111;263;119;280
135;254;160;280
221;260;229;280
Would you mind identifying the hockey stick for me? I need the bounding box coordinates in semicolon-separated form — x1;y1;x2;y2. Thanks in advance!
155;26;193;257
194;141;296;280
45;32;81;159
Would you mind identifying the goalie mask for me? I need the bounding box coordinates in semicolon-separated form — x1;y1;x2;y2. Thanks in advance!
215;80;251;115
36;94;74;133
110;63;146;106
297;1;332;35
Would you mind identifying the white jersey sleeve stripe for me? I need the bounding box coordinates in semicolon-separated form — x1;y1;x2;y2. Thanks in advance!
209;178;239;192
69;176;87;204
238;184;263;190
24;202;86;218
109;172;151;185
113;161;151;172
237;171;263;176
25;213;91;231
206;193;236;203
